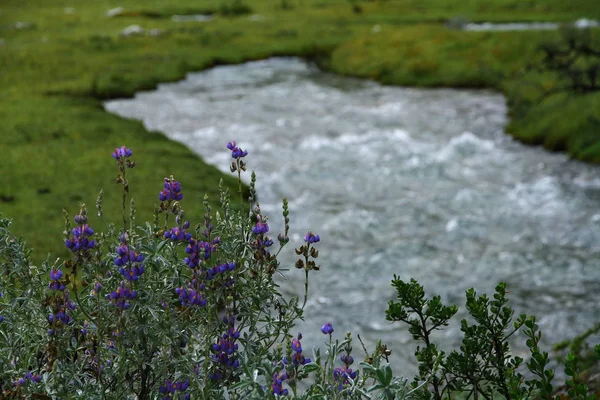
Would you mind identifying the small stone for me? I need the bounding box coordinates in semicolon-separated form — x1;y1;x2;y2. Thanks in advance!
248;14;265;22
14;21;34;30
64;7;75;14
120;25;144;37
171;14;213;22
148;28;163;37
106;7;125;18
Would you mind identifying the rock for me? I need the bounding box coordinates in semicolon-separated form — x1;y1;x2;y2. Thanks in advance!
171;14;213;22
120;25;145;37
14;21;34;30
248;14;265;22
574;18;600;28
148;29;164;37
106;7;125;18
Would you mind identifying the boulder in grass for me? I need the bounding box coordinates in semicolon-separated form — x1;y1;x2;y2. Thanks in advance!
107;7;125;18
171;14;213;22
120;25;144;37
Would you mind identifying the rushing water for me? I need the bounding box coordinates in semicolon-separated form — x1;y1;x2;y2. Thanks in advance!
462;19;599;31
105;58;600;377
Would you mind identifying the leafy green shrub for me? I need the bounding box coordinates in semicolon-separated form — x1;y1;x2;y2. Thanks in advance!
219;0;253;17
535;27;600;94
386;277;600;399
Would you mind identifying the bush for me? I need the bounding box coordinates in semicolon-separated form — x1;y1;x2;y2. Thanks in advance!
536;26;600;94
219;0;253;17
0;142;598;399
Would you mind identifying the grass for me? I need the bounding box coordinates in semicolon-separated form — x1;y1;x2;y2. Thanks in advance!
1;0;599;262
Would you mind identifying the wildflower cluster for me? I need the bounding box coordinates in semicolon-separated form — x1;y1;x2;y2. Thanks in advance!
321;322;334;335
13;372;42;387
284;333;311;367
333;333;358;393
115;233;145;281
210;315;240;381
64;212;96;256
227;140;248;160
47;268;76;335
111;145;133;163
159;379;190;400
107;281;137;309
250;209;276;273
159;177;184;203
271;371;289;396
295;231;320;271
175;276;207;308
227;140;248;186
206;261;236;281
184;239;217;268
165;219;192;242
112;145;135;184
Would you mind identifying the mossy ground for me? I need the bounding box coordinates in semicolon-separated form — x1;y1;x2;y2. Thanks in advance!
1;0;599;262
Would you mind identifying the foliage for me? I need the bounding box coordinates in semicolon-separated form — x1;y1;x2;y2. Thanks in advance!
219;0;253;16
386;277;600;399
536;27;600;94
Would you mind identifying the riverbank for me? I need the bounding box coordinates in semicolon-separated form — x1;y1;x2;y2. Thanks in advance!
1;0;600;260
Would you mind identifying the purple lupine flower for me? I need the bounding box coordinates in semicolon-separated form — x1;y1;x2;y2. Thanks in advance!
49;309;72;325
48;281;67;292
65;222;96;253
184;239;214;268
90;282;102;297
271;371;289;396
49;269;62;281
160;378;190;399
252;216;269;235
284;333;312;367
164;225;192;241
227;141;248;159
74;214;87;225
175;285;207;307
321;322;334;335
119;264;145;281
211;316;240;377
206;262;236;280
112;146;133;160
304;231;320;244
333;366;358;391
24;372;42;383
340;354;354;366
81;321;90;335
114;241;145;281
159;177;183;202
14;377;26;387
107;281;137;309
0;315;5;323
49;269;66;291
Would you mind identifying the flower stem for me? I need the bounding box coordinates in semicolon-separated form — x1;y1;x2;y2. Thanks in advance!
302;269;309;309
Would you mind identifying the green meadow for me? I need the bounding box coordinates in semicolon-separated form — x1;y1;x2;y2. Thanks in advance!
1;0;599;261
